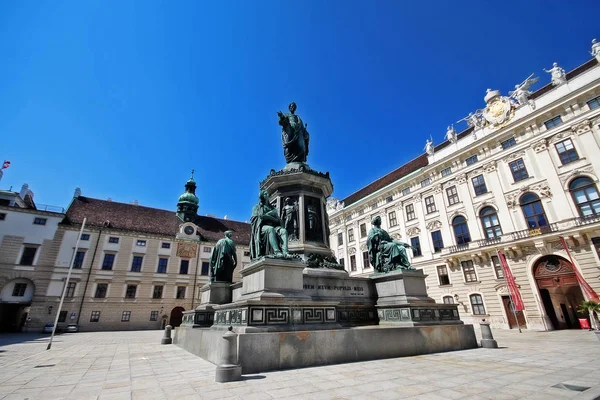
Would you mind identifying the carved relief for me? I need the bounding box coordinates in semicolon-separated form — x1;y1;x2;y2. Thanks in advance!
348;247;357;255
426;220;442;231
532;139;548;153
484;161;497;173
359;243;367;251
505;182;552;208
549;129;574;144
502;150;526;163
412;193;422;203
559;166;595;186
571;119;591;135
406;227;421;237
391;233;402;240
467;169;483;178
433;184;442;194
457;174;468;184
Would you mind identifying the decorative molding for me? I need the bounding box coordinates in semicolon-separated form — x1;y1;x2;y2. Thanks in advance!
532;139;548;153
467;169;483;178
549;129;574;144
571;119;592;135
483;161;497;173
391;233;402;240
359;243;367;252
426;220;442;231
406;227;421;237
505;181;552;209
456;174;468;184
559;166;595;186
412;193;422;203
348;247;357;255
433;184;442;194
502;150;526;163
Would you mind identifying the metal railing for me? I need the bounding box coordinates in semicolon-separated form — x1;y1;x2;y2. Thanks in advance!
477;236;502;247
574;214;600;226
448;243;470;254
36;204;66;213
510;223;558;240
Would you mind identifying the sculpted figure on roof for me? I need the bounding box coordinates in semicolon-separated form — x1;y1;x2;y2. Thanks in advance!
209;231;237;283
424;139;434;156
445;125;457;144
278;102;310;165
591;39;600;63
543;62;566;86
509;73;539;109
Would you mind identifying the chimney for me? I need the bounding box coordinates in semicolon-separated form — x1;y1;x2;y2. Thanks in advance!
74;187;82;198
20;184;33;200
223;215;228;220
107;198;112;202
131;200;139;205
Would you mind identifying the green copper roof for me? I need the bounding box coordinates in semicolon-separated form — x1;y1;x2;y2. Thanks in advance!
178;191;199;205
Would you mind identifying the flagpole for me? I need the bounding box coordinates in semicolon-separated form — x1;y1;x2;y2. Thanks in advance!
47;217;86;350
496;248;522;333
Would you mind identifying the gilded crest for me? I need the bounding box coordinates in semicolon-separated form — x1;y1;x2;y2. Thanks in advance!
482;89;515;128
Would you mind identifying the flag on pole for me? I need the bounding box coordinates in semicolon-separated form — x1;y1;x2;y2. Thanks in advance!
559;236;599;302
497;250;525;311
1;160;10;169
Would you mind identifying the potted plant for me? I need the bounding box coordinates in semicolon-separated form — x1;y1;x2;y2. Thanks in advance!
577;301;600;340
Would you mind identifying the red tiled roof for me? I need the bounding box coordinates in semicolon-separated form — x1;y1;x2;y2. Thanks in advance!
63;197;251;245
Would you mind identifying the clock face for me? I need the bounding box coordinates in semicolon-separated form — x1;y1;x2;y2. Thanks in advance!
184;226;195;235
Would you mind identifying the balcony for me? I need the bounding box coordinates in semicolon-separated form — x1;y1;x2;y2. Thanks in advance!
510;223;559;240
574;214;600;226
477;236;502;247
448;243;470;254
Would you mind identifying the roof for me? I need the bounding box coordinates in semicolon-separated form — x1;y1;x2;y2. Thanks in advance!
63;196;251;245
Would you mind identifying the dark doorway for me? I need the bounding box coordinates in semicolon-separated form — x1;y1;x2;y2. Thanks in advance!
540;289;559;329
169;307;185;327
0;303;30;332
501;296;527;329
560;303;573;328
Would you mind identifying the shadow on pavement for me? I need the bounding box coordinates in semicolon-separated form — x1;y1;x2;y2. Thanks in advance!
0;333;51;346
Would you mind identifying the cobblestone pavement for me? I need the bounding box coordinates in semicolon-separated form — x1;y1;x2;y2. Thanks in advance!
0;328;599;400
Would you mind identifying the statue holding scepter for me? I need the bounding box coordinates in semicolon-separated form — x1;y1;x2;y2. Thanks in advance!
278;102;310;164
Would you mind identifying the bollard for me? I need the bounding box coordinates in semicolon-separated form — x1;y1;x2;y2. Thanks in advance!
480;321;498;348
161;325;173;345
215;326;242;383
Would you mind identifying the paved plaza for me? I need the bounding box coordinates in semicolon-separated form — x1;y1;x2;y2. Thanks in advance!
0;328;599;400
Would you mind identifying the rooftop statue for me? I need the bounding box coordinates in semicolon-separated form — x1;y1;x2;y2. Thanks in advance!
543;62;566;86
445;125;457;144
250;190;289;259
509;73;539;109
424;138;434;156
367;216;416;273
591;39;600;63
457;111;485;130
278;102;310;165
209;231;237;283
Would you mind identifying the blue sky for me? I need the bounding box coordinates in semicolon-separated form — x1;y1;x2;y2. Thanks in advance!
0;1;597;222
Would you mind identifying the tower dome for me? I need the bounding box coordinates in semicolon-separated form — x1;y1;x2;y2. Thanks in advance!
176;171;199;222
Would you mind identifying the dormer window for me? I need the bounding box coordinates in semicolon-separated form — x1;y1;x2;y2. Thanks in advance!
136;240;146;247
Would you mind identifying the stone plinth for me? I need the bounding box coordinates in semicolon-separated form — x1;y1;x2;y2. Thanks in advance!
182;282;233;327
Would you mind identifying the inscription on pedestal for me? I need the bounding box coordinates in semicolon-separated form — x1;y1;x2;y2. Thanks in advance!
302;284;365;297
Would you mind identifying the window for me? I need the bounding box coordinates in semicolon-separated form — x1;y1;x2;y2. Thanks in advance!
136;240;146;247
520;193;548;229
125;285;137;299
152;285;163;299
425;196;436;214
33;217;47;225
108;237;119;244
443;296;455;304
179;259;189;275
130;256;143;272
465;155;478;166
360;223;367;238
472;175;487;196
337;232;343;246
452;216;471;244
446;186;459;206
80;234;90;241
12;283;27;296
362;251;370;269
201;262;209;276
386;196;393;203
150;311;158;321
73;251;85;269
461;261;477;282
491;256;505;279
480;207;502;239
121;311;131;322
162;242;171;249
431;230;444;253
176;286;186;299
102;254;115;270
555;139;579;165
157;258;168;273
441;167;452;177
339;257;344;267
388;211;397;227
470;294;486;315
544;116;563;129
19;247;37;265
509;159;529;182
405;204;416;221
347;229;354;242
0;213;6;220
94;284;108;298
501;137;517;149
58;311;68;323
66;282;76;298
90;311;101;322
401;187;410;196
421;178;430;188
410;237;422;257
204;247;211;253
588;95;600;110
569;177;600;217
437;266;450;286
350;255;357;272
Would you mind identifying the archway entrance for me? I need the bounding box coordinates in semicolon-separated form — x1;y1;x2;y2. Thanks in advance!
0;278;34;332
534;255;584;330
169;307;185;327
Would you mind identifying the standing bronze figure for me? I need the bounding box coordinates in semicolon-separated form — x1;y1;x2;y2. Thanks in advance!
278;102;310;164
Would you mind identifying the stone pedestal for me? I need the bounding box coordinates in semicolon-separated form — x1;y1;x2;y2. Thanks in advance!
183;282;233;327
371;269;462;326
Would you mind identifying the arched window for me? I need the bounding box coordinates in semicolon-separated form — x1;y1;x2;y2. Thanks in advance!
442;295;455;304
569;177;600;217
452;215;471;244
480;207;502;239
470;294;486;315
520;193;548;229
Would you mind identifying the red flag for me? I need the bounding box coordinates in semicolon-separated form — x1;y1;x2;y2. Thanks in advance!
497;250;525;311
1;160;9;169
559;237;600;302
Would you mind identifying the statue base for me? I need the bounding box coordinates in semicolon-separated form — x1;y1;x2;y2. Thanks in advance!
182;282;232;328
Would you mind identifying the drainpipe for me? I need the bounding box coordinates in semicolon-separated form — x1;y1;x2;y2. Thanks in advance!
76;227;102;325
191;237;202;309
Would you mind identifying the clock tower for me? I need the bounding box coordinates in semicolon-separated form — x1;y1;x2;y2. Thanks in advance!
176;171;199;222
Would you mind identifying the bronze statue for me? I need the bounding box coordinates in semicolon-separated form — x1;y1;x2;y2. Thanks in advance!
281;197;298;240
250;190;289;259
367;216;416;273
209;231;237;282
278;102;310;164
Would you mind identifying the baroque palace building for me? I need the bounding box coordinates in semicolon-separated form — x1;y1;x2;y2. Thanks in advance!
0;175;251;332
328;47;600;331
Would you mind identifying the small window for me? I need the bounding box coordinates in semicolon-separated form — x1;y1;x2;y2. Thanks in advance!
555;139;579;165
176;286;186;299
20;247;37;266
421;178;430;188
243;251;250;257
94;283;108;298
472;175;487;196
337;232;343;246
179;259;189;275
108;237;119;244
12;283;27;297
520;192;548;229
410;237;422;257
73;251;85;269
501;137;516;149
102;253;115;270
470;294;486;315
386;196;393;203
461;261;477;282
90;311;101;322
348;228;355;242
437;266;450;286
152;285;163;299
443;296;455;304
350;255;357;272
465;155;478;166
0;213;6;220
201;262;209;276
387;211;398;227
587;95;600;110
362;251;369;269
569;177;600;217
33;217;47;225
66;282;76;298
480;207;502;239
446;186;460;206
431;230;444;253
125;285;137;299
150;311;158;321
425;196;436;214
136;240;146;247
491;256;505;279
58;310;68;323
80;234;90;241
401;187;410;196
441;167;452;177
161;242;171;249
452;216;471;244
544;116;563;129
203;247;211;253
121;311;131;322
405;204;416;221
130;255;143;272
157;258;168;274
360;223;367;238
509;159;529;182
339;257;345;267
